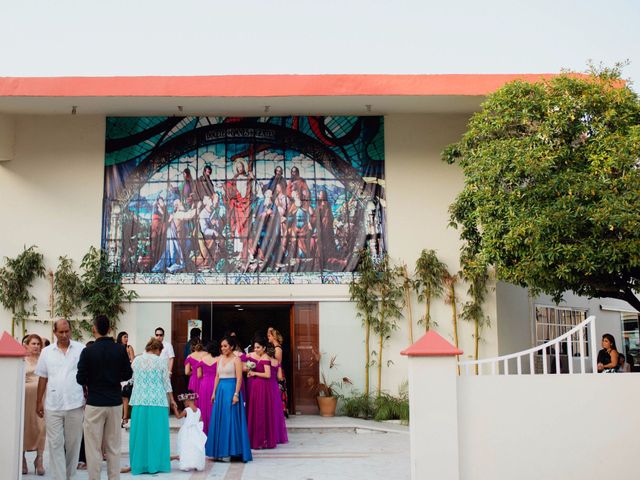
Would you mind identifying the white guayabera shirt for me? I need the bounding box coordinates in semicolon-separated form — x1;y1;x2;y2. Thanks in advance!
35;340;85;411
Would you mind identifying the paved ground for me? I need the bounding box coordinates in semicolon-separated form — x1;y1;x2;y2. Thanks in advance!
23;416;409;480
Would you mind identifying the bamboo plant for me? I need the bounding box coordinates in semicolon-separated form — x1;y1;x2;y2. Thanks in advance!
349;249;379;398
372;256;403;397
0;245;46;337
53;256;84;338
442;270;460;373
399;264;415;345
460;256;489;374
414;249;447;331
80;246;138;332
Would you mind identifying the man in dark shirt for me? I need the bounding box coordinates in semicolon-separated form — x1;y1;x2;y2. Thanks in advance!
77;315;132;479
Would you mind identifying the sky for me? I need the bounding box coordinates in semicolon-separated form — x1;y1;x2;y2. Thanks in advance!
1;0;639;87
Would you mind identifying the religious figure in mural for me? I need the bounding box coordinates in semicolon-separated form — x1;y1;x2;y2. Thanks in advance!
198;193;227;270
226;158;254;261
195;164;216;202
171;199;198;272
265;166;287;196
150;195;168;267
286;166;310;205
313;189;338;269
250;189;283;270
287;191;314;267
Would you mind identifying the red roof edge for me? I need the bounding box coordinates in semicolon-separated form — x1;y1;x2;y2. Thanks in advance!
401;331;463;357
0;331;28;357
0;73;582;98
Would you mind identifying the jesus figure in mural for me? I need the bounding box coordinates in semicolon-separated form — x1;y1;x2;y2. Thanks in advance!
226;158;254;261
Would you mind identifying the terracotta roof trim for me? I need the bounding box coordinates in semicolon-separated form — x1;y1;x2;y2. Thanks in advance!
0;73;568;98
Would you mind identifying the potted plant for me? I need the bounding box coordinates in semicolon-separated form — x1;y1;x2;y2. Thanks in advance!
313;354;352;417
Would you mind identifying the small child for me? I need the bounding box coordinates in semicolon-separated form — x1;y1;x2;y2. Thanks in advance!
174;391;207;471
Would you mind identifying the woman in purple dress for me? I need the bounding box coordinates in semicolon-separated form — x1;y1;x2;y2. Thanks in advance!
245;337;277;449
197;341;219;433
184;342;206;411
269;356;288;444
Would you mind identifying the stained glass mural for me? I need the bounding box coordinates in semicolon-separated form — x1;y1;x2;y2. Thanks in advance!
102;116;385;284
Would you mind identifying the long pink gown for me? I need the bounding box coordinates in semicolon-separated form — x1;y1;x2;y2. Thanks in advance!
270;362;288;444
197;360;217;434
185;356;203;411
246;358;277;449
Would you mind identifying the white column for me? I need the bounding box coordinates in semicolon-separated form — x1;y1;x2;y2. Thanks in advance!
0;114;16;162
402;331;462;480
0;331;28;480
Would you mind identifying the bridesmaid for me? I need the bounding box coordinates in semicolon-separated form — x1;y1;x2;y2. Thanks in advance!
205;336;252;462
246;337;277;449
267;327;289;417
197;341;219;433
184;341;206;410
269;354;288;444
22;334;46;475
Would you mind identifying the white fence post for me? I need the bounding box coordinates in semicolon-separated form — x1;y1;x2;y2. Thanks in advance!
401;331;463;480
0;331;27;480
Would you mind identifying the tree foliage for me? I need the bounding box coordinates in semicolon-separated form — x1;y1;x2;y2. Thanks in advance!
444;66;640;311
414;249;448;330
0;245;46;337
349;249;379;397
80;246;138;331
53;256;84;338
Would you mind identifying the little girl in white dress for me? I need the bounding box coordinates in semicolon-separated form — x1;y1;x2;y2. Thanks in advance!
175;392;207;471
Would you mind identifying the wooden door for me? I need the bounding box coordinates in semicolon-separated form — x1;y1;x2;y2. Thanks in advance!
171;303;199;398
292;302;320;414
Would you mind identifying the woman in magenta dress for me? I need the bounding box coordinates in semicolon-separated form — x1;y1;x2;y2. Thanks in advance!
269;356;288;444
245;337;277;449
197;341;218;434
184;342;206;410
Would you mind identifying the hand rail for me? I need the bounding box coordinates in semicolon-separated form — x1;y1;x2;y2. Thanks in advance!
459;315;598;375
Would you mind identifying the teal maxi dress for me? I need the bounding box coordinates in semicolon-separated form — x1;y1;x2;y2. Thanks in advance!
129;352;173;475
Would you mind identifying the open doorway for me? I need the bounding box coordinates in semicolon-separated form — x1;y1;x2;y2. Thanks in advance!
171;301;319;414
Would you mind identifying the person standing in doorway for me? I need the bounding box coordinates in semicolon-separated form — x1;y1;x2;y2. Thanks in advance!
76;315;133;479
155;327;175;375
35;319;85;480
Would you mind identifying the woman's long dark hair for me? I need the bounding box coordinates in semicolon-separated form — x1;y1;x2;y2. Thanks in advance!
116;332;128;345
602;333;617;351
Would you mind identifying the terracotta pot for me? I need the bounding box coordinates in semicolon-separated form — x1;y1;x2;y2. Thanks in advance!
317;396;337;417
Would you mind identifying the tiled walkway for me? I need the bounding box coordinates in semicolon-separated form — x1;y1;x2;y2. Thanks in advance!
23;416;409;480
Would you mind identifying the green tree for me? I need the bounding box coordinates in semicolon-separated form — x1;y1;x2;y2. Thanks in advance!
0;246;46;337
349;250;379;397
80;246;138;331
53;256;84;338
414;249;448;331
444;65;640;312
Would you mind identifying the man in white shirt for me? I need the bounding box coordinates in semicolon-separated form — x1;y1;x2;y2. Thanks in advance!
36;318;85;480
154;327;175;374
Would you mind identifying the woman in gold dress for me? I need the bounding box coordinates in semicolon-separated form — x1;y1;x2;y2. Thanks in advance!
23;333;46;475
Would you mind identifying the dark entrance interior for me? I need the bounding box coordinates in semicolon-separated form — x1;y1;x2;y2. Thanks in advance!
173;301;323;414
199;302;293;407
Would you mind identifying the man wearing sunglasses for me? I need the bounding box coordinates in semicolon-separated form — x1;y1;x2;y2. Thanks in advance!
154;327;175;375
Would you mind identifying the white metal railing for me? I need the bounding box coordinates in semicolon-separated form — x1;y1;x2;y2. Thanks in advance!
459;315;598;375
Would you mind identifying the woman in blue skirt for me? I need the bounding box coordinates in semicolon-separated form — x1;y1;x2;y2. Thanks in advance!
128;337;178;475
205;336;252;462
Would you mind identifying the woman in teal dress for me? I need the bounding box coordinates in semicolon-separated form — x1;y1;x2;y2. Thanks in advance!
128;337;178;475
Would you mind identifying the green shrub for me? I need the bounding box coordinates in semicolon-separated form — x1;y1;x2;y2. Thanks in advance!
339;383;409;425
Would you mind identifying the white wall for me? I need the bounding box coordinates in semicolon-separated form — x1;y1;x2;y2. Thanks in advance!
457;374;640;480
0;113;503;395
